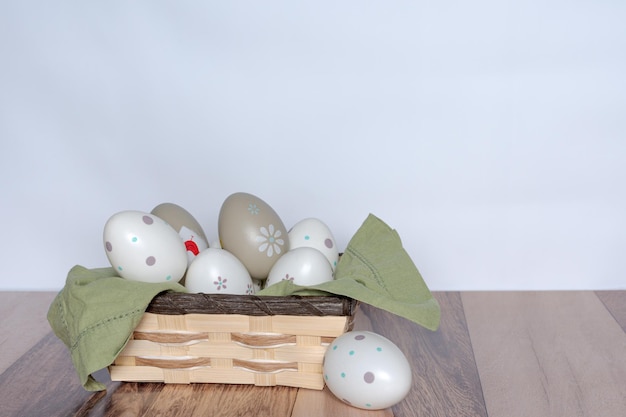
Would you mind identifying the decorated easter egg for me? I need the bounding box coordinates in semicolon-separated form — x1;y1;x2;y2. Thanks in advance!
323;331;412;410
288;218;339;272
218;192;289;280
151;202;209;265
265;247;334;288
103;210;188;283
185;248;255;295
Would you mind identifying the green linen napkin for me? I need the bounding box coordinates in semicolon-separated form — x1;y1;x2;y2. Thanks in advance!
258;214;440;332
47;266;186;391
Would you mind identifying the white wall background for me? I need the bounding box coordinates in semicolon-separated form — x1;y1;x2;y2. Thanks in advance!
1;1;624;291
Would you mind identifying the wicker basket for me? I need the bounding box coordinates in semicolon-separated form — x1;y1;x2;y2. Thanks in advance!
109;292;358;390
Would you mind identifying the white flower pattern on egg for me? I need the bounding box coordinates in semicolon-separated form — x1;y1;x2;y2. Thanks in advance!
248;203;260;215
255;224;284;257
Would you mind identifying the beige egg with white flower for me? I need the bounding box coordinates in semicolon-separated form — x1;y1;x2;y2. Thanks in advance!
218;192;290;280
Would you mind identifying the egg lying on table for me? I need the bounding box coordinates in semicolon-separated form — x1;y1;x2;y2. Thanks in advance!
185;248;255;295
288;218;339;272
151;202;209;266
103;210;188;283
265;247;334;288
218;192;289;280
323;331;412;410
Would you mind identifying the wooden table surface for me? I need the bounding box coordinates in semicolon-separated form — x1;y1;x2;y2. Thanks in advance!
0;291;624;417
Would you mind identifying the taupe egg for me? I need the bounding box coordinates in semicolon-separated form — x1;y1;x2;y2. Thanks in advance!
218;192;289;280
151;202;209;266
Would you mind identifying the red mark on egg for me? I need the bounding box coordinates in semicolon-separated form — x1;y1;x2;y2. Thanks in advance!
185;237;200;256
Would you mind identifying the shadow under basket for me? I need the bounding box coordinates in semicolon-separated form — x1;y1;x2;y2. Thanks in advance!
109;292;358;390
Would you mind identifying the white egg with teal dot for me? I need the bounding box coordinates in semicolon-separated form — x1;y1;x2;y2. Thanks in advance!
323;331;412;410
103;210;188;283
288;218;339;272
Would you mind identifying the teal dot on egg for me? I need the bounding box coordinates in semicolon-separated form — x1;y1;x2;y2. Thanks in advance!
366;403;372;408
166;275;172;281
341;372;346;378
349;350;355;356
333;345;338;350
377;347;382;352
131;236;138;243
304;235;310;240
118;266;123;271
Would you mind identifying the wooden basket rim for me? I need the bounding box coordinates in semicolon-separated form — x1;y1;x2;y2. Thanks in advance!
147;292;357;317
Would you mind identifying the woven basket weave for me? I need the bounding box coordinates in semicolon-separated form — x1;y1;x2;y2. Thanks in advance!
109;292;358;389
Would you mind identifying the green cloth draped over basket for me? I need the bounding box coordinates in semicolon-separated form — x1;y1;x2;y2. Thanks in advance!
47;214;440;391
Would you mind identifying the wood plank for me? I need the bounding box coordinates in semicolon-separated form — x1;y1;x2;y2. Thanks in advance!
97;382;162;416
0;332;119;417
0;291;58;373
462;291;626;417
291;292;488;417
291;386;394;417
0;331;299;417
178;384;297;417
289;299;397;417
387;292;488;417
105;382;298;417
595;290;626;333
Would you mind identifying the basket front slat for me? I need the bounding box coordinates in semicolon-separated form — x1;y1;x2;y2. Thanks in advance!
110;365;325;390
232;359;298;373
135;357;213;369
134;331;207;344
117;337;329;362
231;332;296;347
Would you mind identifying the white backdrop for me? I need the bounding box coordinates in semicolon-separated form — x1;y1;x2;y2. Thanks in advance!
1;1;625;291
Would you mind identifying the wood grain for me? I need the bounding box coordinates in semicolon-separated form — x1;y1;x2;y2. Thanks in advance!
462;291;626;417
370;292;488;417
291;386;394;417
146;292;357;316
2;291;623;417
0;332;119;417
104;381;297;416
595;290;626;333
0;330;299;417
0;291;57;373
290;304;394;417
291;293;489;417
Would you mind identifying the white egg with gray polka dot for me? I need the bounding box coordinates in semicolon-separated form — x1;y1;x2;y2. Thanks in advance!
103;210;188;284
288;218;339;272
323;330;412;410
